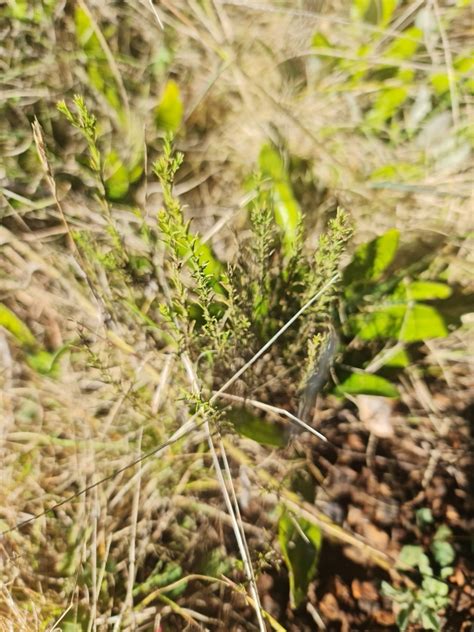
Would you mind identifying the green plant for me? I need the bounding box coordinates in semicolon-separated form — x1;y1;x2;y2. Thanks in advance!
382;522;456;631
2;2;472;629
34;101;355;626
333;226;456;399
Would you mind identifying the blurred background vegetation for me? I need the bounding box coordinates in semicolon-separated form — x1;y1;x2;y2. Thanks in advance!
0;1;473;630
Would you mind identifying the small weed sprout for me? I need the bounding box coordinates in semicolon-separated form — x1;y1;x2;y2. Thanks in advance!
382;518;456;631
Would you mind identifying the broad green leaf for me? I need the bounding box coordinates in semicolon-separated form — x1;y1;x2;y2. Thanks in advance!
344;228;399;285
258;144;302;257
400;304;448;342
273;182;302;254
430;541;455;568
75;6;100;53
128;159;144;184
259;144;286;181
394;281;452;301
226;407;287;447
0;304;37;348
155;80;183;133
278;509;322;608
335;373;399;398
351;304;448;342
350;305;405;339
104;151;130;200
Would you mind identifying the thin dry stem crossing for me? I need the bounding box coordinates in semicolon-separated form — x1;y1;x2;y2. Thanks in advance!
214;391;328;441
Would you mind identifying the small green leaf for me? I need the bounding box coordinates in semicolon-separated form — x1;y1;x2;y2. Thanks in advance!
335;372;399;398
381;581;402;599
278;508;322;608
61;624;84;632
168;232;222;287
366;86;409;128
0;304;37;349
422;577;449;598
258;144;302;257
226;407;287;447
352;0;399;26
26;351;55;375
344;228;399;285
273;182;302;254
370;162;422;182
74;7;121;113
191;239;223;280
26;346;68;377
396;606;412;632
382;347;410;368
440;566;453;579
311;32;332;49
104;150;130;200
383;27;422;61
433;525;452;541
431;72;450;95
198;547;232;578
431;541;455;568
395;281;452;301
133;562;184;598
75;6;100;52
155;80;183;133
416;508;434;527
421;610;441;631
398;545;432;576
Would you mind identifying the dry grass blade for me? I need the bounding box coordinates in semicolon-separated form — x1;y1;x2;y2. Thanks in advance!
145;0;164;29
181;353;266;631
214;391;328;441
0;418;199;535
